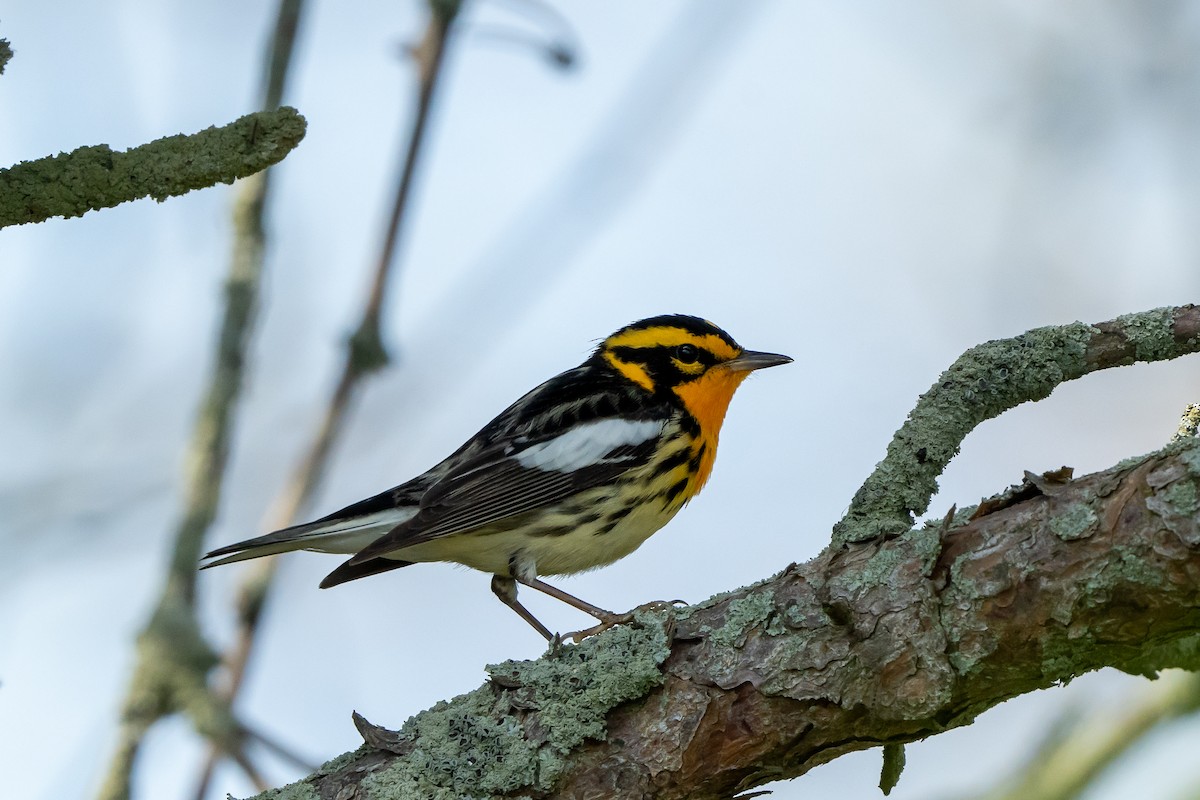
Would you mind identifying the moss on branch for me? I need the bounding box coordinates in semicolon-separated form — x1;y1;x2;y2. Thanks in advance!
247;439;1200;800
0;106;306;228
833;305;1200;544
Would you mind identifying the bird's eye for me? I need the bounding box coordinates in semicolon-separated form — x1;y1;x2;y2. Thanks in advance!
675;344;700;364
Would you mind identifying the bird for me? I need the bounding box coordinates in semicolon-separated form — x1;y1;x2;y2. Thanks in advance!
201;315;791;641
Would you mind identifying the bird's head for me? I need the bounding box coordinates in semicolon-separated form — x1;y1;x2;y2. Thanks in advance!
595;314;792;426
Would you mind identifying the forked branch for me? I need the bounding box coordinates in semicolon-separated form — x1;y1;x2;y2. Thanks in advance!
833;305;1200;544
240;307;1200;800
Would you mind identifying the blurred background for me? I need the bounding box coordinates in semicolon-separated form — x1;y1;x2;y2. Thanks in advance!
2;1;1200;798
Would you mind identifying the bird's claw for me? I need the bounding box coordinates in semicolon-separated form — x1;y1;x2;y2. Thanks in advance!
638;598;687;612
563;613;630;643
562;598;688;643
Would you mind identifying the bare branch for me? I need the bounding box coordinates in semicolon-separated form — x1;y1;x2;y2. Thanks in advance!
97;2;309;797
0;107;306;228
834;305;1200;544
350;0;459;375
194;0;463;793
244;439;1200;799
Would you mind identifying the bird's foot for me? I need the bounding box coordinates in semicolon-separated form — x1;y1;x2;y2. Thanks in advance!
635;598;688;614
563;598;688;643
562;615;627;643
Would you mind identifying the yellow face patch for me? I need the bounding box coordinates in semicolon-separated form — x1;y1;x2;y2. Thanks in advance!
602;326;742;363
603;350;654;391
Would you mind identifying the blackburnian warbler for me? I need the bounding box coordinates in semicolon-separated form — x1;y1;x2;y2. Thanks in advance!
201;315;790;640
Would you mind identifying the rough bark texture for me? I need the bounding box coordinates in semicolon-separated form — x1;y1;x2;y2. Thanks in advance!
253;438;1200;800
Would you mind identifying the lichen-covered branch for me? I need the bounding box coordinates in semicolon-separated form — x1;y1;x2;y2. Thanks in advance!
0;37;13;75
0;106;306;228
962;403;1200;800
833;304;1200;545
249;438;1200;800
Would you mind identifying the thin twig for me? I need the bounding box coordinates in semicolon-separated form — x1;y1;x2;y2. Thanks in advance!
192;2;462;797
239;722;320;772
96;718;154;800
95;1;308;798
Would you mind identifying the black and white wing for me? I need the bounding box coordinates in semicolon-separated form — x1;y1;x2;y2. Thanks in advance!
320;414;667;586
202;358;667;581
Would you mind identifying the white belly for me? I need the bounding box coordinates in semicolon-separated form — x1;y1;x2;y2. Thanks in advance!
392;491;683;577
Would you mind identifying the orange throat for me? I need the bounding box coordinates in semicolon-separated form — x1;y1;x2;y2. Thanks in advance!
671;366;751;492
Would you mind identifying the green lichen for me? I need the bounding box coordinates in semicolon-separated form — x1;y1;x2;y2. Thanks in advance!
489;611;672;754
0;106;306;227
256;782;321;800
1039;634;1088;686
675;574;777;623
362;695;538;800
851;525;943;595
1162;481;1199;515
1112;451;1158;472
911;523;944;576
1178;438;1200;475
834;322;1095;544
1105;543;1172;593
1113;307;1178;362
949;504;978;526
336;616;672;800
1145;444;1200;545
1042;631;1200;685
1049;503;1098;541
707;589;775;648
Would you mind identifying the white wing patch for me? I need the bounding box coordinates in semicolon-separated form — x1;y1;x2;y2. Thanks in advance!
515;418;664;473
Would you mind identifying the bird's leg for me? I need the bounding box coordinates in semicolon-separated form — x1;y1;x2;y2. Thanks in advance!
557;598;688;643
517;576;620;622
513;575;644;643
490;575;554;642
505;556;683;643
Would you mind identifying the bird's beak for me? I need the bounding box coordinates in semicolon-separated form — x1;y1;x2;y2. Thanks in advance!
725;350;793;372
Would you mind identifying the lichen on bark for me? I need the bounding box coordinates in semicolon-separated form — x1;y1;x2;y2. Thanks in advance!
244;438;1200;800
0;106;306;227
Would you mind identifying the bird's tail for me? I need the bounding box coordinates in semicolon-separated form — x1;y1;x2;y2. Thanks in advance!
199;509;408;569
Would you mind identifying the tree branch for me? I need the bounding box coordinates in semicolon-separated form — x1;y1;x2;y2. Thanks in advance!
962;405;1200;800
244;437;1200;800
833;305;1200;544
96;3;308;797
0;106;306;228
0;37;12;75
194;1;462;794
